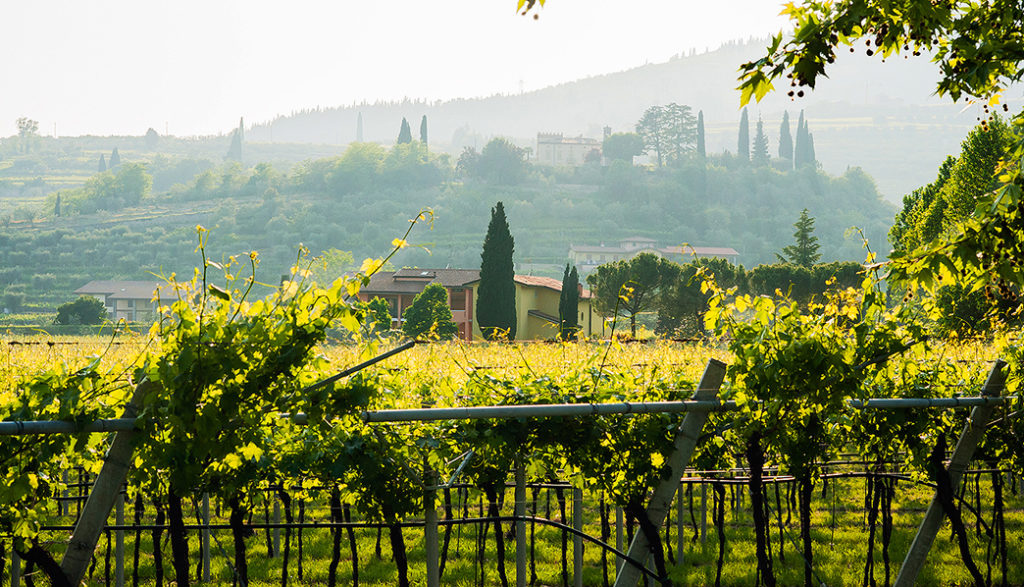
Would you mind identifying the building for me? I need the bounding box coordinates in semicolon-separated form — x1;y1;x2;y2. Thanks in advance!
569;237;740;274
536;133;601;167
357;268;600;341
73;281;163;322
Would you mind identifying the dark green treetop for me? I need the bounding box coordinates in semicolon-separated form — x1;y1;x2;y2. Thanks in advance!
477;202;517;340
402;283;458;340
776;208;821;268
558;263;580;340
397;117;413;144
738;108;750;161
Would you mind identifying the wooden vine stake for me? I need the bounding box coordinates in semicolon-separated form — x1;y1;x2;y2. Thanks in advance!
61;379;156;585
893;359;1006;587
613;359;726;587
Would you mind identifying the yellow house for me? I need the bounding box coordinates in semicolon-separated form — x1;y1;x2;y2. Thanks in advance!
467;275;602;341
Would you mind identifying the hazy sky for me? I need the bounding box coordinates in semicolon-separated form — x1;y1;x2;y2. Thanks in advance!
2;0;788;137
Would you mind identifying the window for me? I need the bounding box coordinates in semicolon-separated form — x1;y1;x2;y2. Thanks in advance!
449;288;466;310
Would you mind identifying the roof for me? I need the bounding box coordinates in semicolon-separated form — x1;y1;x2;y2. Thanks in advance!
527;309;559;324
513;275;593;299
74;281;163;300
362;269;480;295
665;246;741;257
621;236;657;243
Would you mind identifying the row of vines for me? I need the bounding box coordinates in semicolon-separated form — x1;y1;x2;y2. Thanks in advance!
1;232;1023;586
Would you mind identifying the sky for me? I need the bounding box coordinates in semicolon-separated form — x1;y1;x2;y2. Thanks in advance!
1;0;789;137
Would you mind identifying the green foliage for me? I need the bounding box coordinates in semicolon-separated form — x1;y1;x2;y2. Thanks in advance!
54;295;107;325
602;132;644;163
635;103;696;167
475;138;526;184
419;115;428;145
737;108;749;161
657;257;746;337
365;296;394;333
558;263;579;340
586;252;679;338
397;117;412;144
696;110;706;159
477;202;517;340
776;208;821;267
778;111;793;161
109;147;121;168
752;116;770;166
401;283;458;340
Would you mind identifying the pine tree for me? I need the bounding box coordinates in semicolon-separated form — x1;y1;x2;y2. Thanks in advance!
776;208;821;268
738;108;750;161
752;116;770;165
477;202;517;340
696;110;706;159
419;115;428;145
356;112;364;142
778;111;793;161
397;117;412;144
98;154;107;173
558;263;580;340
109;148;121;168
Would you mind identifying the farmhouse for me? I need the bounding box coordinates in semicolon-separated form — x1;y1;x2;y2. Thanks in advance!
535;132;602;167
569;237;740;274
73;280;163;322
358;268;600;341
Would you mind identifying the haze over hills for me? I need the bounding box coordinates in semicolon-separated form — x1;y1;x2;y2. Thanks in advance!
249;38;1017;201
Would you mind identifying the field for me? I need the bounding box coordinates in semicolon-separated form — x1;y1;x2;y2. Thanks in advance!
0;334;1019;586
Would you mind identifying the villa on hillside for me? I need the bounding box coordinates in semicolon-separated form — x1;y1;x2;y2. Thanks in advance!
569;237;740;274
74;280;163;322
358;268;600;341
535;133;602;167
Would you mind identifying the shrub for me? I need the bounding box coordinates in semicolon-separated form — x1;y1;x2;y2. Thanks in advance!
401;284;458;340
54;296;107;325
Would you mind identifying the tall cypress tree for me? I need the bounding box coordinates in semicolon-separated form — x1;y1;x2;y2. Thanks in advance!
696;110;706;159
356;112;364;142
98;154;107;173
558;263;580;340
752;116;770;165
477;202;517;340
794;110;807;168
807;132;816;167
109;147;121;168
778;111;793;161
419;115;428;145
738;108;750;161
397;117;413;144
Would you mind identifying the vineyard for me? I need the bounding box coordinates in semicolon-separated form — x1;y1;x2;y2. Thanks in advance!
1;245;1023;587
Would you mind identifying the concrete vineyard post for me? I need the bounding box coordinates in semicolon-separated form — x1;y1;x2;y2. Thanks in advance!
115;492;125;587
424;459;440;587
515;459;527;587
572;486;583;587
202;494;211;581
613;358;726;587
893;360;1006;587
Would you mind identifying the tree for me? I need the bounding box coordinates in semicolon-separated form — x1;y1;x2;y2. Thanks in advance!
402;284;458;339
778;111;793;161
109;147;121;168
657;257;747;337
752;115;770;166
696;110;706;159
419;115;428;145
145;127;160;150
356;112;364;142
602;132;644;164
456;146;479;178
476;138;526;184
98;154;107;173
586;252;679;338
365;297;394;333
477;202;517;340
737;108;750;161
397;117;412;144
558;263;580;340
226;118;244;161
55;296;107;325
16;117;38;153
636;103;696;167
54;194;61;217
776;208;821;268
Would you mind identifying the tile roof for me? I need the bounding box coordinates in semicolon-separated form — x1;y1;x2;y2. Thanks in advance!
74;281;163;300
362;269;481;295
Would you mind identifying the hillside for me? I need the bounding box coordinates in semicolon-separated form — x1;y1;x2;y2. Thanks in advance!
247;39;1013;201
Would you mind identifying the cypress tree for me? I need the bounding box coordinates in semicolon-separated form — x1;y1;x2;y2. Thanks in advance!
477;202;517;340
558;263;580;340
356;113;364;142
752;116;770;165
696;110;706;159
109;147;121;168
794;110;807;167
397;117;412;144
807;131;816;167
419;115;428;145
778;111;793;161
98;154;107;173
738;108;750;161
54;194;61;217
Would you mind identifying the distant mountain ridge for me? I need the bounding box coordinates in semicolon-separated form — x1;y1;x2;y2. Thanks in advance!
249;38;1018;200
